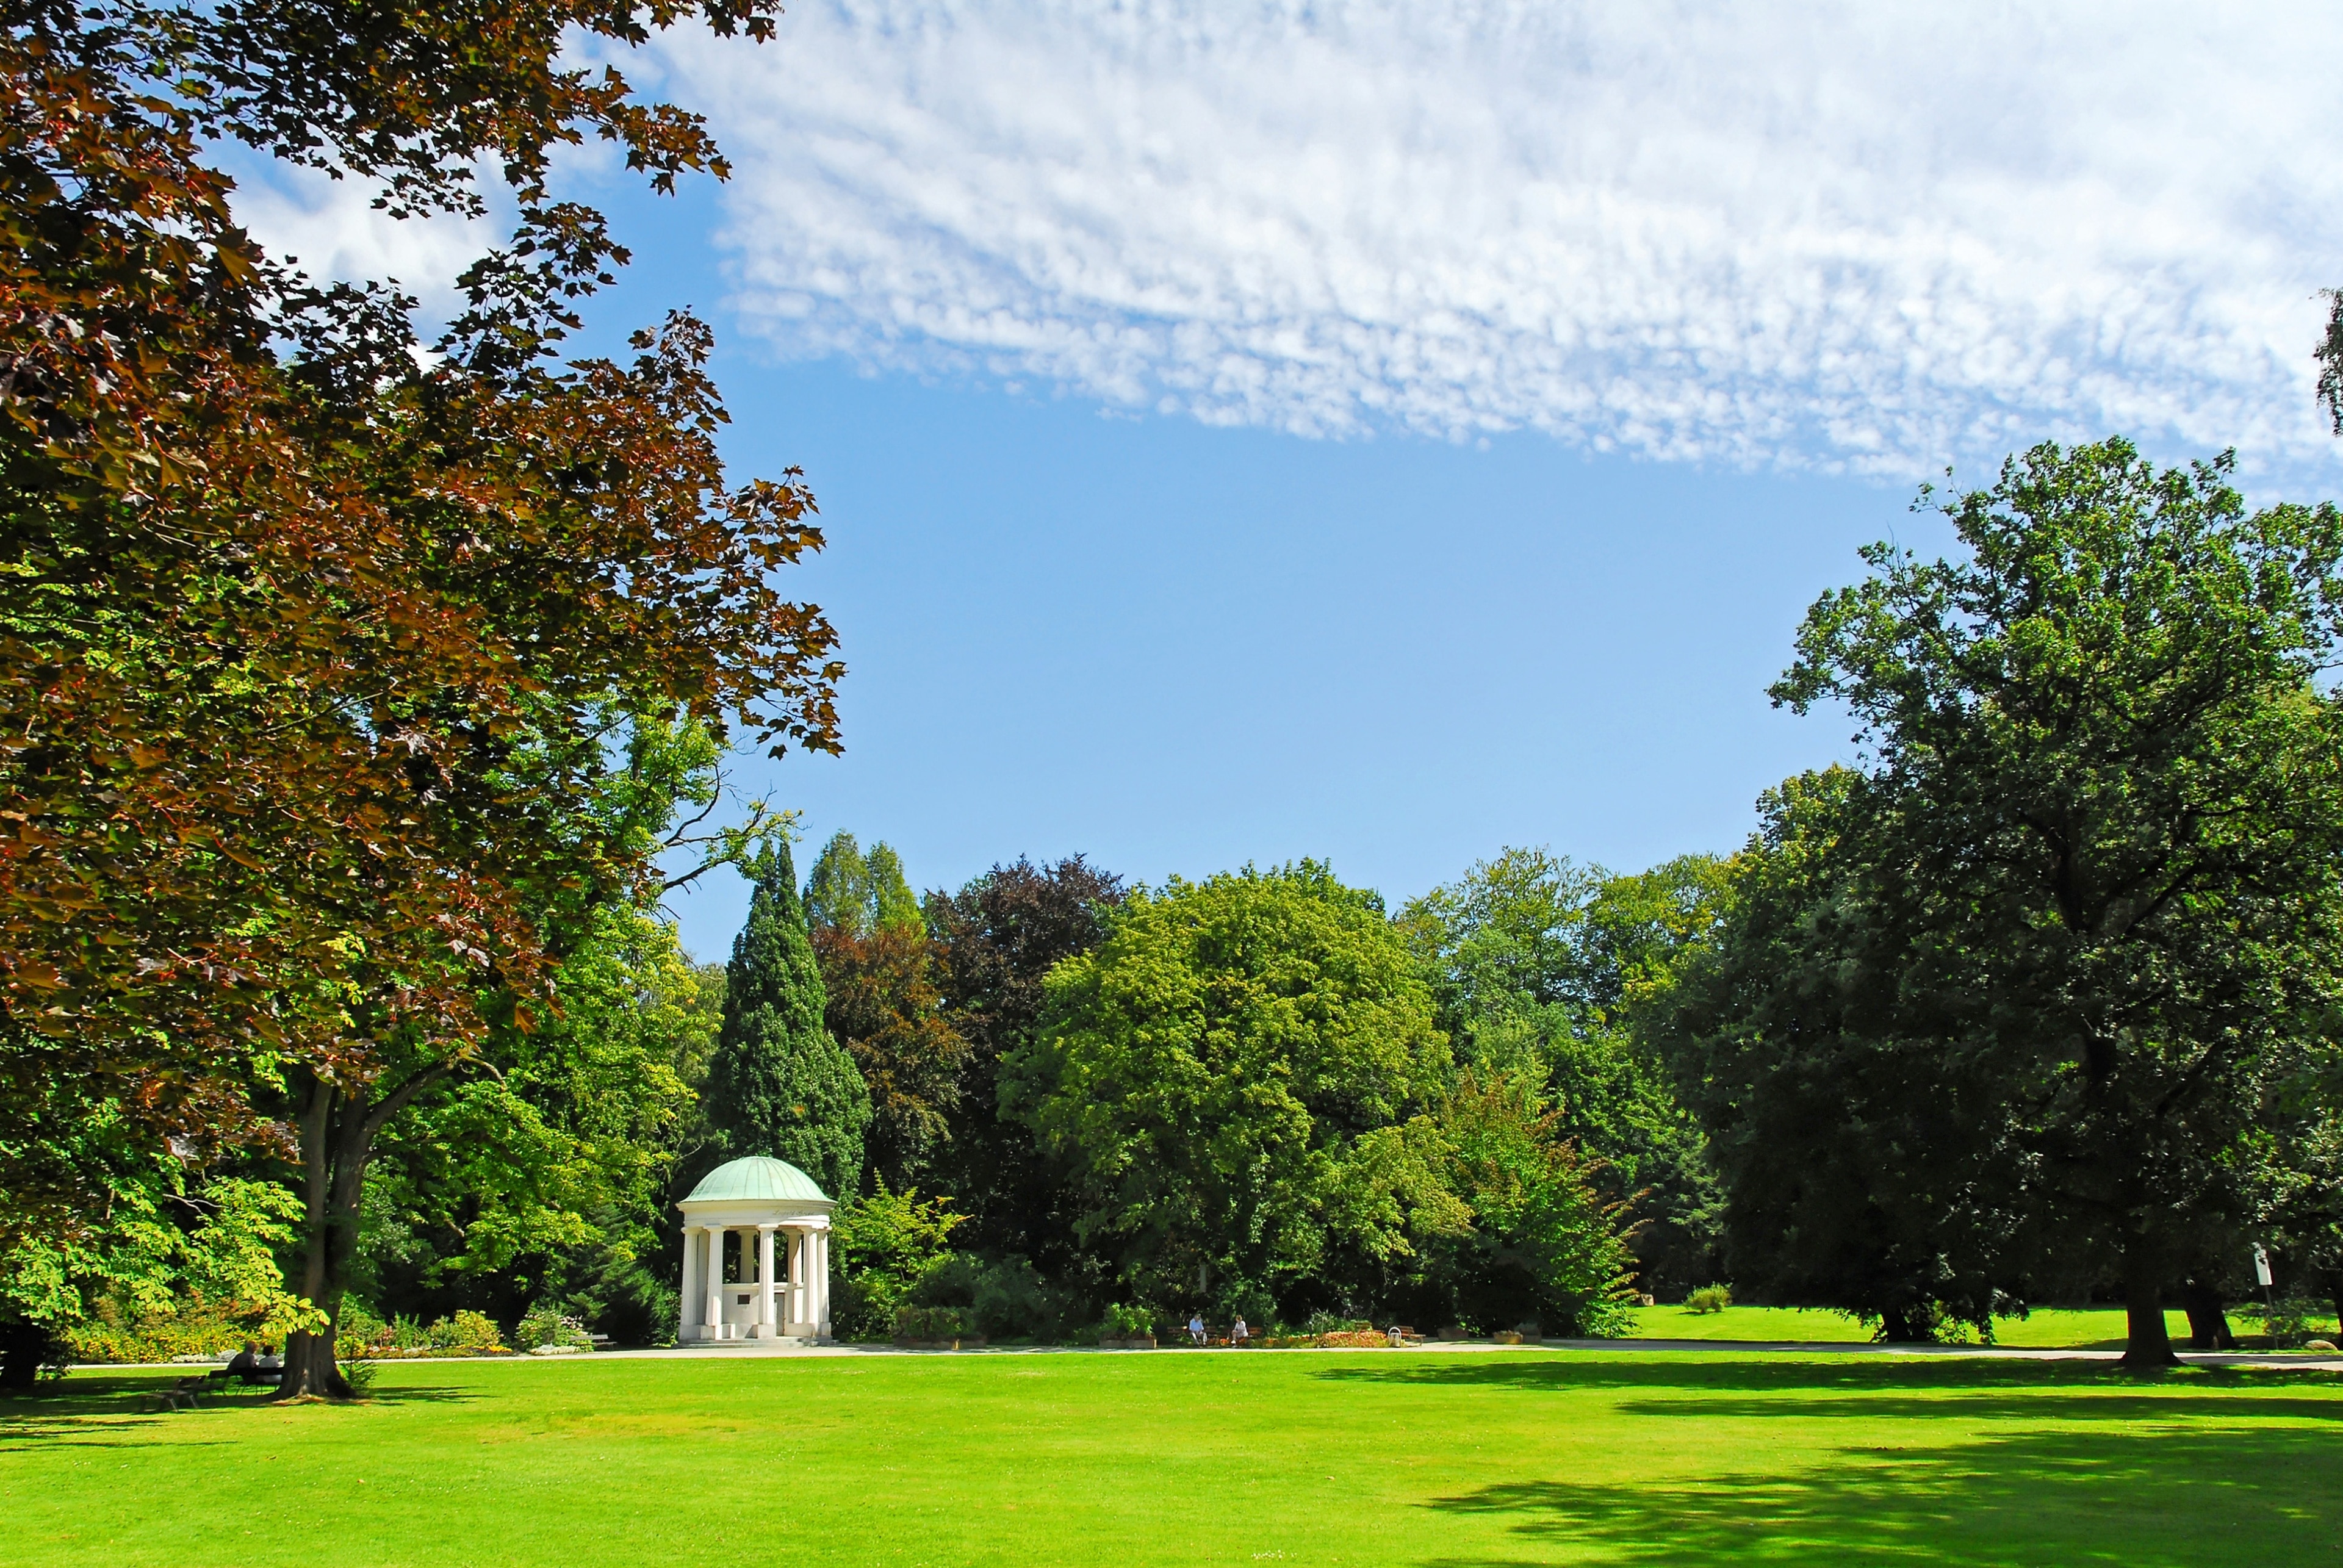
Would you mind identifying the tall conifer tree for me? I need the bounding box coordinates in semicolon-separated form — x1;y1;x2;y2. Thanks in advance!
707;842;872;1198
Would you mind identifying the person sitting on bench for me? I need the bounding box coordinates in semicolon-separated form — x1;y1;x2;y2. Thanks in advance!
212;1341;275;1385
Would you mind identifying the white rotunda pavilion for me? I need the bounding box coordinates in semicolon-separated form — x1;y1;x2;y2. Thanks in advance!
677;1156;835;1343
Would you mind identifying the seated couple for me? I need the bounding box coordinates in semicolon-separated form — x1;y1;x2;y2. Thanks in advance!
1184;1315;1252;1346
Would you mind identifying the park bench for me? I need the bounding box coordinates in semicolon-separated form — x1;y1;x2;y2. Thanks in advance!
147;1375;210;1411
1189;1325;1265;1347
207;1356;281;1386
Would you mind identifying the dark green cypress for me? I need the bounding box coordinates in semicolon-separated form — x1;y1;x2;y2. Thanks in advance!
706;840;872;1198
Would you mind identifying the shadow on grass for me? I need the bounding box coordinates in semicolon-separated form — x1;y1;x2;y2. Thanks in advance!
1318;1354;2342;1400
0;1373;476;1450
1314;1357;2343;1437
361;1384;475;1406
1415;1424;2342;1567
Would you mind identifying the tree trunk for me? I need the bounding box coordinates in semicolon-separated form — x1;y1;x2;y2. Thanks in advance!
2119;1257;2179;1369
272;1063;444;1400
2179;1279;2235;1351
0;1318;57;1390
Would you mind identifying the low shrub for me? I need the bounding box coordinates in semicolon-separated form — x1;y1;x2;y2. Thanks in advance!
1100;1302;1155;1339
516;1304;594;1352
909;1253;1071;1341
335;1306;392;1361
436;1311;505;1352
2238;1298;2328;1348
832;1184;963;1342
339;1305;511;1360
1684;1285;1732;1315
894;1303;971;1340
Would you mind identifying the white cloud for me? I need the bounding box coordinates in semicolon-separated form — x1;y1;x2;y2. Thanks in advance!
645;0;2343;480
227;160;503;309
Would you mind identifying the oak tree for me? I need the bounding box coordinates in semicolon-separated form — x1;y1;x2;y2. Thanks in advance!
1715;439;2343;1365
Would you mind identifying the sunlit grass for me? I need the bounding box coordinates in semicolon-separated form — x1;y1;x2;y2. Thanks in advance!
1616;1303;2341;1349
5;1349;2340;1567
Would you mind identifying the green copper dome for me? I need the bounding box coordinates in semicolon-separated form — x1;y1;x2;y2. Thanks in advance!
683;1156;830;1204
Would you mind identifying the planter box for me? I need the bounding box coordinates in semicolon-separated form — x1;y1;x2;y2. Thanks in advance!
893;1336;987;1350
1097;1336;1157;1350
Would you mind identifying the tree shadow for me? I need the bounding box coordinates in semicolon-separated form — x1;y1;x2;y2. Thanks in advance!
0;1373;475;1450
359;1384;474;1405
1313;1356;2343;1475
1315;1354;2343;1406
1414;1425;2341;1567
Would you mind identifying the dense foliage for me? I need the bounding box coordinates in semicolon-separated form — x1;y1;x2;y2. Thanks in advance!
705;842;871;1201
992;861;1633;1332
1431;1069;1638;1337
0;0;841;1391
805;832;966;1190
1678;440;2343;1361
924;856;1126;1270
10;0;2336;1378
1404;849;1726;1298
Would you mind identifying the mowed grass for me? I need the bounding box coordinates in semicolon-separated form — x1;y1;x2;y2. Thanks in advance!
6;1350;2342;1567
1618;1304;2342;1348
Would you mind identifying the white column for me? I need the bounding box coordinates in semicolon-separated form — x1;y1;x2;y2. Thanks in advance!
680;1218;701;1342
757;1226;777;1337
787;1229;805;1329
813;1229;830;1336
704;1227;726;1338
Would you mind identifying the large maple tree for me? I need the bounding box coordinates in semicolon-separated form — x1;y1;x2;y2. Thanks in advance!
0;0;841;1392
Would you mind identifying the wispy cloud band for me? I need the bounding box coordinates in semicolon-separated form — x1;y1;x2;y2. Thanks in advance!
647;0;2343;478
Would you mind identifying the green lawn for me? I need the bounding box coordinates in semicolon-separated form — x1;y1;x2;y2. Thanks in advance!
1618;1304;2341;1348
6;1350;2341;1567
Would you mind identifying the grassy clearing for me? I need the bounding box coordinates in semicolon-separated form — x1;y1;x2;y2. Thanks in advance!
1618;1304;2342;1348
5;1350;2341;1567
1614;1305;1876;1342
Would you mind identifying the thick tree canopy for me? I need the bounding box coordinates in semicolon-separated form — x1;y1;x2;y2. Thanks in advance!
0;0;841;1389
1666;768;2028;1343
1432;1068;1637;1337
805;833;923;938
1691;438;2343;1361
1008;863;1453;1313
925;855;1125;1265
1405;849;1727;1298
806;835;966;1190
706;843;871;1201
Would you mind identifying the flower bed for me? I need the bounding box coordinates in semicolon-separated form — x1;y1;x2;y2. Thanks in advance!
337;1307;508;1361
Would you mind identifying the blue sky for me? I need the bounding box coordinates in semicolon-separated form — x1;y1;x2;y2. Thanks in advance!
230;2;2343;960
572;174;1931;958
